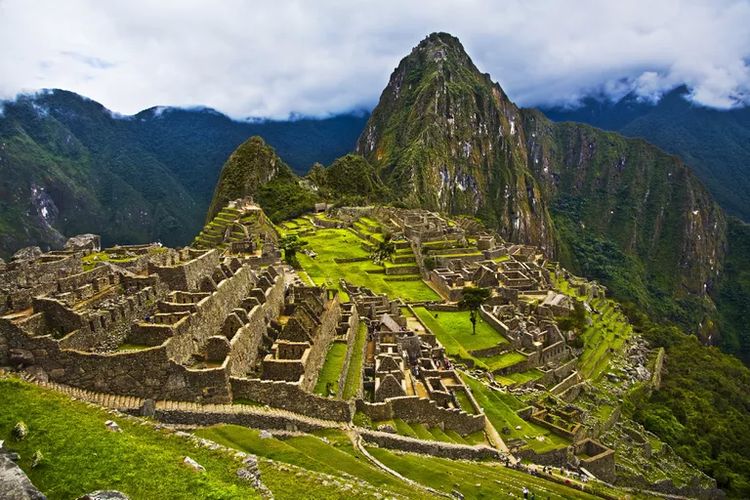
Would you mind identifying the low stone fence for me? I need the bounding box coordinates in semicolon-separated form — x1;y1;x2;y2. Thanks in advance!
516;445;569;466
144;406;335;433
357;396;485;435
359;429;502;460
230;377;353;422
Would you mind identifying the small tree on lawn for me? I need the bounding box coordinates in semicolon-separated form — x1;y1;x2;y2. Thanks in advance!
279;234;307;267
459;286;491;335
370;235;396;264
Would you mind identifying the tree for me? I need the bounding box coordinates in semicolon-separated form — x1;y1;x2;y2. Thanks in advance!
459;286;491;335
370;234;396;264
279;234;307;266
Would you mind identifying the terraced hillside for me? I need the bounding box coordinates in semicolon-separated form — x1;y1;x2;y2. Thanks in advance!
193;200;277;253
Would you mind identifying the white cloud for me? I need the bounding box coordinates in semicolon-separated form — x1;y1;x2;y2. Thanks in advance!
0;0;748;118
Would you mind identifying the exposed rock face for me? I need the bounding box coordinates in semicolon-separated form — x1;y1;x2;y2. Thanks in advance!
12;247;43;262
64;234;101;253
357;32;555;253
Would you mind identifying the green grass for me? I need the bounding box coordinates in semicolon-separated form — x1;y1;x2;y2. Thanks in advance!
296;228;439;302
495;369;545;386
412;307;509;369
367;447;601;499
553;276;633;380
453;390;477;414
342;322;366;399
81;251;138;271
0;377;255;499
483;351;527;371
461;374;570;453
313;342;348;396
196;425;425;498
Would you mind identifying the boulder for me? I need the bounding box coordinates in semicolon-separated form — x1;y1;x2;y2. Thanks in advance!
104;421;122;433
182;456;205;472
77;492;129;500
11;247;42;262
259;430;273;440
0;453;46;500
9;349;34;367
64;234;101;253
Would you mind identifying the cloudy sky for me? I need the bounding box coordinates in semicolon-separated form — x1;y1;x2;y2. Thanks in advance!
1;0;749;119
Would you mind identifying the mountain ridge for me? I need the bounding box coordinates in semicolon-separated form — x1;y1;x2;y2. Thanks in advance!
0;89;368;257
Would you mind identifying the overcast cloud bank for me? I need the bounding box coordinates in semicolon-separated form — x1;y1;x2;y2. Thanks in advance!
1;0;748;119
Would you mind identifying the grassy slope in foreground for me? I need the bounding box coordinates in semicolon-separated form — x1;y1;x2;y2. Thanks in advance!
0;377;254;499
367;446;603;500
196;425;426;498
0;377;385;500
197;425;604;499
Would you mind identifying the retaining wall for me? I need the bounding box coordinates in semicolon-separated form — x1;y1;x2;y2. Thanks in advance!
231;377;353;421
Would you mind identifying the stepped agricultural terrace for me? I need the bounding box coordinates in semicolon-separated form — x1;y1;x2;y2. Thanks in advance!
0;200;718;497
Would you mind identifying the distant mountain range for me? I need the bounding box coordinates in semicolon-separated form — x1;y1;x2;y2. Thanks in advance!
0;89;368;256
541;86;750;222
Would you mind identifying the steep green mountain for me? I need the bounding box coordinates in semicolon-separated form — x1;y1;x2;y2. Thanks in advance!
356;33;555;253
542;87;750;222
523;110;726;331
0;92;201;254
0;90;368;257
206;136;318;223
356;33;726;333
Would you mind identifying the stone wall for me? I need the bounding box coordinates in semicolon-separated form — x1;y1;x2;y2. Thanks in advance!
149;249;220;291
517;445;569;466
166;264;259;365
357;396;485;435
575;439;615;483
226;270;285;377
2;314;233;402
0;328;8;365
147;407;330;433
359;429;502;460
231;377;353;421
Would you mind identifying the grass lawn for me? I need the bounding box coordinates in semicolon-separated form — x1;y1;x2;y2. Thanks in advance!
484;351;527;372
313;342;348;396
367;447;601;500
495;368;545;386
454;390;478;414
342;322;366;399
0;377;256;499
461;374;570;454
412;307;509;368
196;425;426;499
1;376;414;500
296;228;438;302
